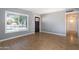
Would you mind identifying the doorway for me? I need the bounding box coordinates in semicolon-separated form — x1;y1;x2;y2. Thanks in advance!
66;12;78;44
35;17;40;32
66;12;77;37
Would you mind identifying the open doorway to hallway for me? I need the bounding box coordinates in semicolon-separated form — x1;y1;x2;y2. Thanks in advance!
35;17;40;32
66;10;79;45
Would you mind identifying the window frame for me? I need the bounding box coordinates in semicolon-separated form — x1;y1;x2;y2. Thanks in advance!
5;11;29;33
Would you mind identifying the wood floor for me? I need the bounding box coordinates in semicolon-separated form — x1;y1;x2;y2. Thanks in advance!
0;32;79;50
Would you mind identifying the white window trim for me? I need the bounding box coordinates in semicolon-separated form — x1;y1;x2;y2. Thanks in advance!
5;11;29;33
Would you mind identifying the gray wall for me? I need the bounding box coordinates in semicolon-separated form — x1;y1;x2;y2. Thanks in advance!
0;8;35;40
76;8;79;37
41;11;66;36
77;18;79;37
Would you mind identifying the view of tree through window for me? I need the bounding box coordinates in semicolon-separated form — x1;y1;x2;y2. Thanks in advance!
5;11;28;33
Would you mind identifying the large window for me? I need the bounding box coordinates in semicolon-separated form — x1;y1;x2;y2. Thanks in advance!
5;11;29;33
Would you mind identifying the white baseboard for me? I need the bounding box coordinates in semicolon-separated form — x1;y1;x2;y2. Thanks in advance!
0;31;66;42
0;32;34;42
42;31;66;36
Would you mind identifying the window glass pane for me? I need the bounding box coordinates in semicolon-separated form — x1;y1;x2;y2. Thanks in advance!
18;15;27;31
7;13;19;25
6;13;19;33
19;15;27;26
5;11;28;33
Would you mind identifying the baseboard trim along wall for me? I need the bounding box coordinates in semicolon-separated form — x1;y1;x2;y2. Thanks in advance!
42;31;66;36
0;32;34;42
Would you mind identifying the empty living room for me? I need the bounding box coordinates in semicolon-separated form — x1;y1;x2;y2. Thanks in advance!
0;8;79;50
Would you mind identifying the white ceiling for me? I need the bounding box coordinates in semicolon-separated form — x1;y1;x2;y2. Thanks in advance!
22;8;65;14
